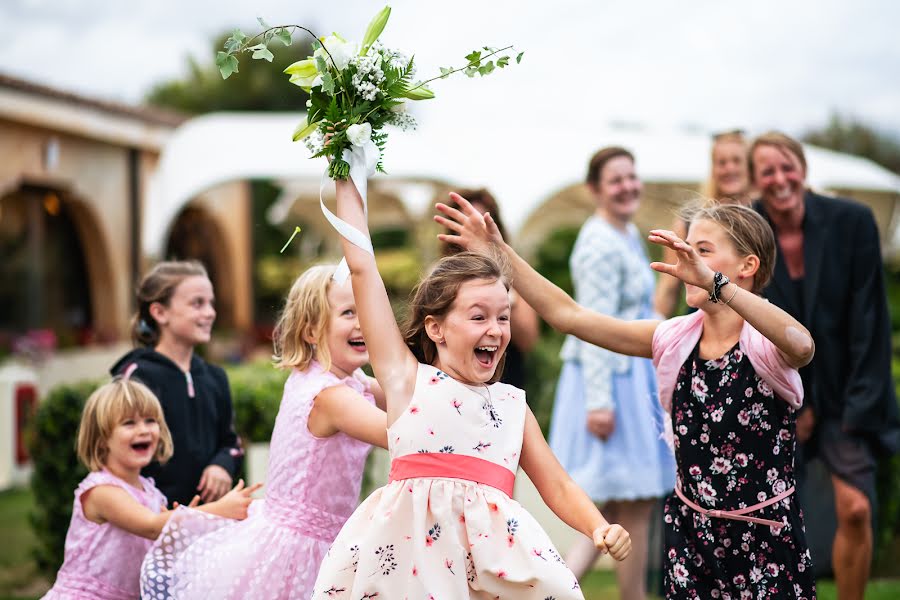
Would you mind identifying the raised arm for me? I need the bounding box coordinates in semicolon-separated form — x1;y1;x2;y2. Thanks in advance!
648;229;814;367
335;178;419;420
435;194;658;358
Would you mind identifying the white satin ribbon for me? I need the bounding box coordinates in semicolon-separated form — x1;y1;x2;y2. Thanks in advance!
319;139;380;283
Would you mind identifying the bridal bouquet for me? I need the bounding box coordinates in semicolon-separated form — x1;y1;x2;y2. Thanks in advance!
217;6;522;181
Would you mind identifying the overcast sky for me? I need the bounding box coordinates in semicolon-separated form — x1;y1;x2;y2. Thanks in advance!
3;0;899;138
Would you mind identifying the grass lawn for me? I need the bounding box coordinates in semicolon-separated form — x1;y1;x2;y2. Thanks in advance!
579;569;900;599
0;486;48;599
1;486;898;599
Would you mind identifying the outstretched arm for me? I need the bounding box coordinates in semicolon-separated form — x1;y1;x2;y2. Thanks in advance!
648;229;814;367
83;480;261;539
435;194;658;358
519;409;631;561
335;178;419;420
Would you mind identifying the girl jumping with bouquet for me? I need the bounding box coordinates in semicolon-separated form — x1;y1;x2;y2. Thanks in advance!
140;264;388;599
435;197;816;598
311;174;631;599
42;378;257;600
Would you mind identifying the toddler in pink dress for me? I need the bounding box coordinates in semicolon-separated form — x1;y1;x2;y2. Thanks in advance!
42;378;255;600
141;264;387;599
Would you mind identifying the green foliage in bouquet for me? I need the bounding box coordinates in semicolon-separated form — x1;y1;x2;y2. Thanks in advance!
216;6;522;180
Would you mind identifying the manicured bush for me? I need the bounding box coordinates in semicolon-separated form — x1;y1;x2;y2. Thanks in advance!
225;361;287;443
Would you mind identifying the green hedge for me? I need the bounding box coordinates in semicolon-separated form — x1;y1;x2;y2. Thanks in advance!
225;361;288;443
27;380;96;573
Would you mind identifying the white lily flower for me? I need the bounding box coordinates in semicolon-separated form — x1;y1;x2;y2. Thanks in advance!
315;35;358;71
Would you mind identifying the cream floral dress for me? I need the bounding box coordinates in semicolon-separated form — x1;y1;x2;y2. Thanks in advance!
312;363;584;599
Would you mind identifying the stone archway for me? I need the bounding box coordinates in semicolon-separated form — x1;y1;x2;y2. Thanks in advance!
0;182;115;348
164;205;236;330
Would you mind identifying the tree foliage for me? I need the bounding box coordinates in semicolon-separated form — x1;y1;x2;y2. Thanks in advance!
145;31;313;113
803;113;900;175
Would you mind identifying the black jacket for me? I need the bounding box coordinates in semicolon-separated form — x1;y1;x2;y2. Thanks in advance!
111;348;243;505
755;191;900;455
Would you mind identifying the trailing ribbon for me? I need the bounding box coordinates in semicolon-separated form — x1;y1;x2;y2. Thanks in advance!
319;140;380;283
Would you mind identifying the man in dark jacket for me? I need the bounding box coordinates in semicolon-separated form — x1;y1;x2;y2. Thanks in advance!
751;131;900;599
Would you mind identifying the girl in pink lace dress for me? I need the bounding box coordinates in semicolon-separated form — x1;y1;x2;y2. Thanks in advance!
42;378;256;600
310;178;631;599
140;264;387;599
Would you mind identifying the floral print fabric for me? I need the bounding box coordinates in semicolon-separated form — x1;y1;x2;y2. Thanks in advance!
663;342;815;599
312;363;584;599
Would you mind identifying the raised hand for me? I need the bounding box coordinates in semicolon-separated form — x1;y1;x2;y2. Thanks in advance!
648;229;716;292
434;192;505;253
593;523;632;561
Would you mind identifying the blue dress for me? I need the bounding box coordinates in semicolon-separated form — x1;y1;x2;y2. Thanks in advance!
550;216;675;503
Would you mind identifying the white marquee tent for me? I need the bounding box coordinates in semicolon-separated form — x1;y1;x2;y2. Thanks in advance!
145;112;900;256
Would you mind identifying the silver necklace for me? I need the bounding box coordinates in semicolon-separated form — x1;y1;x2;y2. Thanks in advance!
465;382;491;404
466;382;503;428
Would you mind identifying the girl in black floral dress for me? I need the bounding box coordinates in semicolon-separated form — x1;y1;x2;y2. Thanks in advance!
665;342;815;598
437;199;817;599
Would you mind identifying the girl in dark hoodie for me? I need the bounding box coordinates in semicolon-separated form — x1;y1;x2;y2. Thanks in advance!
112;260;242;507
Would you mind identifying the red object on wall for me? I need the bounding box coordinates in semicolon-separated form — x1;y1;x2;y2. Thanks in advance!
15;384;37;465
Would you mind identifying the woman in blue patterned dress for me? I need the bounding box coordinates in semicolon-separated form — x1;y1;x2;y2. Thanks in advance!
550;146;676;599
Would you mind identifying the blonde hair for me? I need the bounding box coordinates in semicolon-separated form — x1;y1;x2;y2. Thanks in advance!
76;378;174;472
132;260;209;347
272;264;337;371
402;251;511;384
682;202;776;294
703;130;751;202
748;131;808;184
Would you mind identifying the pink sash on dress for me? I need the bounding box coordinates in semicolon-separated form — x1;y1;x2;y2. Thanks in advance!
389;453;516;498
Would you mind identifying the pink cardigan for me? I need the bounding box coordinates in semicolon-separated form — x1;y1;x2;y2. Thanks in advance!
651;310;804;445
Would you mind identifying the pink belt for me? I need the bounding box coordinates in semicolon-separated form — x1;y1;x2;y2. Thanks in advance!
675;481;794;529
389;453;515;498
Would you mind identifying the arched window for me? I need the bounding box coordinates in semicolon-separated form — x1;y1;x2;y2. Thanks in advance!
0;185;93;353
164;206;233;329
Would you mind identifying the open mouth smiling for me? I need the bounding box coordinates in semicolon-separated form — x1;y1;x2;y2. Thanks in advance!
475;345;498;367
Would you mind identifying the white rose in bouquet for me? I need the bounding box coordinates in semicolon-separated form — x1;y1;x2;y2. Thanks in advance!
346;123;373;147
